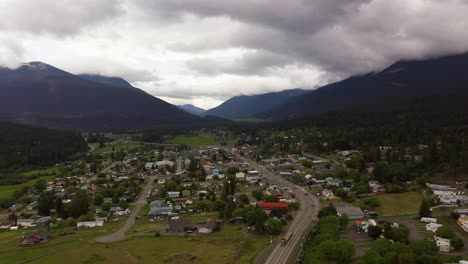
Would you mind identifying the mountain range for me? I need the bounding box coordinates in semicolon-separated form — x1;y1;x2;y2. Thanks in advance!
204;52;468;121
0;62;226;129
178;104;206;115
263;52;468;120
204;89;307;119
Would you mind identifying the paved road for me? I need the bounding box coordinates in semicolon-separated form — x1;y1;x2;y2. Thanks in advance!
96;176;156;243
227;149;320;264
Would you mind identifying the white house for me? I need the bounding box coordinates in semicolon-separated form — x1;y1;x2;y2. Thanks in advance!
426;223;443;233
145;162;155;170
77;220;104;228
435;236;451;252
156;160;175;168
420;217;437;223
167;191;180;198
322;189;334;199
17;219;35;228
235;172;246;180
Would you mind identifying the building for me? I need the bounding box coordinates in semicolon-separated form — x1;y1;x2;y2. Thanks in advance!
197;219;219;234
0;220;15;229
19;231;51;246
167;217;192;233
426;223;443;233
435;236;451;252
322;189;334;199
77;220;104;228
325;177;343;187
156;160;175;168
17;219;35;228
35;216;52;227
167;191;180;198
336;206;365;220
258;202;289;211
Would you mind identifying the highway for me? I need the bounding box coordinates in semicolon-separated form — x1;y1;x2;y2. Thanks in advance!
227;150;320;264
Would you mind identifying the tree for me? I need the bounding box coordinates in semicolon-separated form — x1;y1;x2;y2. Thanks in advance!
34;179;47;191
252;189;264;201
238;193;249;204
368;225;383;239
450;236;464;250
419;199;432;218
318;203;337;218
55;197;66;218
67;190;89;218
8;213;18;225
266;218;283;235
435;226;455;239
37;191;55;216
226;167;239;175
102;202;111;212
94;194;104;206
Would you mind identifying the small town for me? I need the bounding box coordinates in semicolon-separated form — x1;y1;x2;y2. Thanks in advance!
0;129;467;263
1;1;468;263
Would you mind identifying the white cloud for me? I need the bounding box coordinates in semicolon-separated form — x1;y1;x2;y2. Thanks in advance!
1;0;468;108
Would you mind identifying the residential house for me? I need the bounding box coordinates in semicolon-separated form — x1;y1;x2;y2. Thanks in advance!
35;216;52;227
167;218;192;233
322;189;334;199
368;181;386;194
167;191;180;198
182;190;191;197
17;219;35;228
197;219;219;234
258;202;288;211
19;231;51;246
145;162;155;170
236;172;245;180
435;236;451;252
0;220;15;229
336;206;365;220
156;160;174;168
77;220;104;228
426;223;443;233
325;177;343;187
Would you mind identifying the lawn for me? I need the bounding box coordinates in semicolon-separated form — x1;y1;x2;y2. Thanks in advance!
0;168;57;199
94;142;143;155
165;135;219;146
7;224;270;264
376;191;423;216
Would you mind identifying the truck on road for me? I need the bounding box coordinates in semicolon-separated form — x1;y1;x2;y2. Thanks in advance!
281;231;293;245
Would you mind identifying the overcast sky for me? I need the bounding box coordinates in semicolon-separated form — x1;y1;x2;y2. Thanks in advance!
1;0;468;109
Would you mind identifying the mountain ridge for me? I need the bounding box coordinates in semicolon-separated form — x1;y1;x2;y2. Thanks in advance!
0;61;227;129
204;88;307;119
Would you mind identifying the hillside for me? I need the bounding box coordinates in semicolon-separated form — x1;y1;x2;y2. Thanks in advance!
0;122;87;170
178;104;206;115
204;89;307;119
79;74;134;89
264;53;468;120
0;62;224;129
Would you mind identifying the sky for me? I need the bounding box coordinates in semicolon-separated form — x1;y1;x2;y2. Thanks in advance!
1;0;468;109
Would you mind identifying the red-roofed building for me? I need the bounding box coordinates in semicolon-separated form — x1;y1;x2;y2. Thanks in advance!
258;202;289;211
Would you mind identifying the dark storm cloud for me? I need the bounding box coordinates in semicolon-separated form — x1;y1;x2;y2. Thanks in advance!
186;50;292;76
0;0;124;36
136;0;468;77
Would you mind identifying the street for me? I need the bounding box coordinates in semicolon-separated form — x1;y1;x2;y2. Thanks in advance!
228;149;320;264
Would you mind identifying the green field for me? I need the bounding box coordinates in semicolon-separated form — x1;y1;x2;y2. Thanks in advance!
376;191;423;216
0;223;269;264
94;142;143;155
165;135;219;146
0;168;57;199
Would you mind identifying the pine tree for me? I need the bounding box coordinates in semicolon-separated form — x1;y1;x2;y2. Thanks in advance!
419;199;432;218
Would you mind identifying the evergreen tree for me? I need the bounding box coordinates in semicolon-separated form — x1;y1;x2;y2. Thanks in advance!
419;199;432;218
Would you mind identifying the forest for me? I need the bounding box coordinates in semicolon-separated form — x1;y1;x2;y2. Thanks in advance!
0;122;87;184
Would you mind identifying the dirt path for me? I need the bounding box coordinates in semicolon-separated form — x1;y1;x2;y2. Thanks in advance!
96;176;156;243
